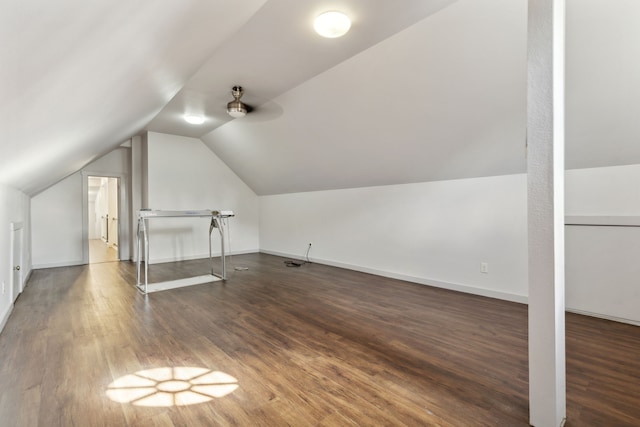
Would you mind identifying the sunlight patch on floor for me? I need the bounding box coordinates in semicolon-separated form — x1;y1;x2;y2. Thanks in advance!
106;367;239;407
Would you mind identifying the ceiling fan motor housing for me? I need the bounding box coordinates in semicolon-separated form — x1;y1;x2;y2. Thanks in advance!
227;86;248;117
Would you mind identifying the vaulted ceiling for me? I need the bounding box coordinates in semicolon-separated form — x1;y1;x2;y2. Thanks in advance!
2;0;639;196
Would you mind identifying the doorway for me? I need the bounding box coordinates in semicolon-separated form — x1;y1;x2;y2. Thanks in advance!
88;176;119;263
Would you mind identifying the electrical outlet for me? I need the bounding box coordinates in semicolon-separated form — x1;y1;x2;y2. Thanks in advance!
480;262;489;274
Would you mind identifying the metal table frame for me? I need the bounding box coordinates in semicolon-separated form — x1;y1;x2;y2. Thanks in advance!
135;209;234;294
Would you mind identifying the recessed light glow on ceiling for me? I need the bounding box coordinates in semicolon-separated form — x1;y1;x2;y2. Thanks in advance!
184;114;205;125
314;11;351;38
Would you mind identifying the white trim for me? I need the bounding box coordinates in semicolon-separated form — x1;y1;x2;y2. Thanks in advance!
0;303;13;335
9;222;24;299
566;308;640;327
23;269;32;287
33;260;85;269
82;171;130;264
260;249;528;304
565;215;640;227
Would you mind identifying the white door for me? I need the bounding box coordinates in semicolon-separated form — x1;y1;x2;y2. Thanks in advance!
10;223;23;302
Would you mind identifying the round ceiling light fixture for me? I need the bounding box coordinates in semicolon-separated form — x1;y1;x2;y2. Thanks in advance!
314;11;351;38
184;114;205;125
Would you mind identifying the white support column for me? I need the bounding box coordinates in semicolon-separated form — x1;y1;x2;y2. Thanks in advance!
527;0;566;426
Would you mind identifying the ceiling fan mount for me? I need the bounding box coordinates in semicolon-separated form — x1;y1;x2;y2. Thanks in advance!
227;85;251;118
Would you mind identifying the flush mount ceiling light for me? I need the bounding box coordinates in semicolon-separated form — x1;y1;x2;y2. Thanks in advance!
314;11;351;38
227;86;248;118
184;114;205;125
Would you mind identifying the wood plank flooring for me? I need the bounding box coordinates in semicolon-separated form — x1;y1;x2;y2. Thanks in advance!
89;239;118;264
0;253;638;426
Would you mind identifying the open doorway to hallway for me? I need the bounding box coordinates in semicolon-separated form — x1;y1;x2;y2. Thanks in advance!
88;176;119;263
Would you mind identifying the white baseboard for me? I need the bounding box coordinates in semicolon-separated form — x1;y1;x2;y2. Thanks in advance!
33;260;84;269
259;249;528;305
22;268;32;291
0;303;14;335
566;308;640;327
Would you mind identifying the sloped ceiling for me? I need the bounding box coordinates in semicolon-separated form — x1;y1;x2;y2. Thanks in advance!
0;0;267;195
145;0;459;138
201;0;640;195
202;0;528;194
2;0;640;197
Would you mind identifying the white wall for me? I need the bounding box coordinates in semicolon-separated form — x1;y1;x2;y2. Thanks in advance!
32;147;130;268
565;225;640;324
566;164;640;216
31;134;260;268
142;132;259;263
32;173;84;267
260;174;529;302
26;130;639;325
260;164;640;325
0;184;31;333
130;135;144;259
565;164;640;325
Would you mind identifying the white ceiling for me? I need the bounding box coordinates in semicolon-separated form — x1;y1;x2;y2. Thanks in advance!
202;0;529;194
145;0;459;138
2;0;640;196
0;0;268;195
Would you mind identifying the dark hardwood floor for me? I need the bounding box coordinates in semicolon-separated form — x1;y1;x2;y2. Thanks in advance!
0;253;638;426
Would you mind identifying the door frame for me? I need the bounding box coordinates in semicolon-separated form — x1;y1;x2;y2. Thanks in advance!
82;171;130;264
9;221;23;302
